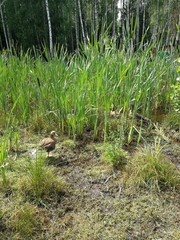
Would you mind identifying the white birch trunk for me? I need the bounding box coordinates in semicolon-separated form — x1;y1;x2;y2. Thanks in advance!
104;0;108;29
152;0;159;41
142;3;146;38
121;0;125;43
77;0;86;46
0;0;10;49
136;0;140;47
94;0;98;38
45;0;53;58
74;0;79;49
112;0;116;38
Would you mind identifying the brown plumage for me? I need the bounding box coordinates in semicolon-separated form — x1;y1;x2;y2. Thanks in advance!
40;131;58;156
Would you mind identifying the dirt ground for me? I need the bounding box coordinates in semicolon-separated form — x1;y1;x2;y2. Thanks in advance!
0;129;180;240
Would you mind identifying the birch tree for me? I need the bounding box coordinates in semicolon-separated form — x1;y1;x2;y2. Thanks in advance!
112;0;117;37
0;0;11;49
142;1;146;37
74;0;79;49
93;0;98;38
45;0;53;57
121;0;126;43
136;0;140;48
77;0;86;45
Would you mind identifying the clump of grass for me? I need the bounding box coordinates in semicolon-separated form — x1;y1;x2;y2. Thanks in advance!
61;139;76;149
2;201;42;239
10;203;40;238
100;142;127;168
153;123;170;142
100;125;128;168
14;157;65;201
162;112;180;131
126;137;180;191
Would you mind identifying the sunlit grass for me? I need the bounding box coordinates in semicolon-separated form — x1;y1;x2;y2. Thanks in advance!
0;40;178;141
126;137;180;191
14;156;65;202
1;199;45;239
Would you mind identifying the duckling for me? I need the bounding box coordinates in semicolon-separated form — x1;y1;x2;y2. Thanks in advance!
110;104;116;117
110;104;122;118
40;131;58;157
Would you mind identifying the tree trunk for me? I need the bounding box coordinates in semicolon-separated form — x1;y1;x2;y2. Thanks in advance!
74;0;79;50
142;2;146;38
94;0;98;38
112;0;117;38
121;0;125;43
0;0;10;49
136;0;140;48
77;0;86;46
166;0;171;45
84;0;89;42
152;0;159;41
104;0;108;29
45;0;53;58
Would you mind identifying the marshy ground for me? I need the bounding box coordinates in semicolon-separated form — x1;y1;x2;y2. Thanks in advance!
0;125;179;240
0;41;180;240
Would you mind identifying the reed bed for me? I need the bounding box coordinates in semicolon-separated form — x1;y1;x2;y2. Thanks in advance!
0;41;178;140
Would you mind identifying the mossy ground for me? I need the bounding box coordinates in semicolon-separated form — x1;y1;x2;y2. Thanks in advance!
0;127;179;240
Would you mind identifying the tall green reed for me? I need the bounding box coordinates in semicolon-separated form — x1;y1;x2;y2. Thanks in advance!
0;139;8;185
0;38;177;141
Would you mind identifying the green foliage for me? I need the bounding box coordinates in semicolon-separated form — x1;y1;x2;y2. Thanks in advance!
170;58;180;113
126;137;180;190
101;126;128;168
101;143;127;168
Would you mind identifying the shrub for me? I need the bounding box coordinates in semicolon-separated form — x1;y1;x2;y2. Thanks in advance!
170;84;180;114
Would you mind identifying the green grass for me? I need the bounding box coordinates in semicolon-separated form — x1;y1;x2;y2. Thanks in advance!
0;40;178;141
126;138;180;191
13;156;65;202
100;143;127;168
8;202;41;238
162;111;180;131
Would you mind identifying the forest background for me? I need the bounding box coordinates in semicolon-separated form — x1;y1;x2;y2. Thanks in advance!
0;0;180;54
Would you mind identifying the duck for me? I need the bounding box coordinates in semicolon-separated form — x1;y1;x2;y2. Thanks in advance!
40;131;58;157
